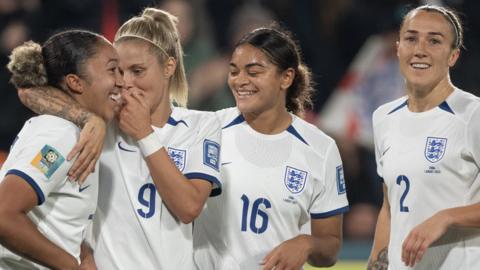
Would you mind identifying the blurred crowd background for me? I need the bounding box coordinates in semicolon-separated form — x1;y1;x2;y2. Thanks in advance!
1;0;479;261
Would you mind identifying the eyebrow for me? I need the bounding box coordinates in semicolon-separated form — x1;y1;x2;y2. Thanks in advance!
229;62;266;69
405;30;445;37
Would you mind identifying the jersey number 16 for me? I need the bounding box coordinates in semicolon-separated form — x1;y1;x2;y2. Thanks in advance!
240;194;271;234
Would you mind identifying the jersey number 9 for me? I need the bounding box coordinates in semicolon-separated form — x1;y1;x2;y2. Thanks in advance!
137;183;156;218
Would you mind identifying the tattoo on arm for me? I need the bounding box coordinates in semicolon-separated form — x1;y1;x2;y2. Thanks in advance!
367;248;388;270
19;86;92;128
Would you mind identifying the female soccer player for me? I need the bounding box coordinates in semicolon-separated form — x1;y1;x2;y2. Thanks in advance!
0;30;123;269
369;5;480;270
15;8;221;270
193;27;349;270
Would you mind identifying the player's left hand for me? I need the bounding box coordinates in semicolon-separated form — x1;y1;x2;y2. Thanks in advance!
401;211;451;267
118;89;153;141
262;235;310;270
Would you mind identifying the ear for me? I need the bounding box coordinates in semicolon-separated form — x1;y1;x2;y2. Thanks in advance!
396;40;400;58
448;48;460;67
64;74;84;94
280;68;295;91
164;57;177;79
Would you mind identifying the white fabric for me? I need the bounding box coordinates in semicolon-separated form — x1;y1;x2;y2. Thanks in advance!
373;88;480;270
193;107;349;270
90;107;222;270
0;115;98;270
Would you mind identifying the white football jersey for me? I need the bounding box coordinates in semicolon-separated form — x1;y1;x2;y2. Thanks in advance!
90;107;222;270
194;107;349;270
0;115;98;270
373;89;480;270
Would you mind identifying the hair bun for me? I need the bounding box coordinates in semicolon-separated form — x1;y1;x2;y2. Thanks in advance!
142;7;178;25
7;41;48;88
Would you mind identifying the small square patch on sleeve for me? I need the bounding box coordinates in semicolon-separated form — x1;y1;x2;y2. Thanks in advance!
203;139;220;171
336;165;346;195
31;145;65;180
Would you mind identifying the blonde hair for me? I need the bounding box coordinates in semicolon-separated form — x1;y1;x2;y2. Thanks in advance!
115;7;188;107
7;41;48;88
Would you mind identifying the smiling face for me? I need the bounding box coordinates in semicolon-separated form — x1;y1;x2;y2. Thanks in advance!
78;40;123;122
228;44;291;116
397;10;460;93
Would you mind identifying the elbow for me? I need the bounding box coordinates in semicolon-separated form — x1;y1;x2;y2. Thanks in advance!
309;255;338;268
177;203;203;224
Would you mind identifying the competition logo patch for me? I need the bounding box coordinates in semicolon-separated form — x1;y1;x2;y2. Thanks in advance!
168;147;186;172
424;137;447;163
30;145;65;180
336;165;346;195
284;166;308;194
203;139;220;171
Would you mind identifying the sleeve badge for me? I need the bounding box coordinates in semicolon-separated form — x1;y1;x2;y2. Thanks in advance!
30;145;65;180
203;139;220;171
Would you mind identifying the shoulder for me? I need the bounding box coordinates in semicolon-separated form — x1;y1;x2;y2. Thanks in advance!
372;96;408;127
171;106;221;128
290;115;337;158
214;107;241;127
447;89;480;124
21;115;79;144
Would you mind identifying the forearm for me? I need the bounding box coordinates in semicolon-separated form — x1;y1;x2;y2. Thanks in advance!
18;86;93;128
145;149;210;223
0;212;78;270
304;233;341;267
440;203;480;228
368;202;390;270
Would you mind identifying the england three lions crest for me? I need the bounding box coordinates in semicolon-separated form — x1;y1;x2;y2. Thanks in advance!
424;137;447;163
168;147;186;172
284;166;308;194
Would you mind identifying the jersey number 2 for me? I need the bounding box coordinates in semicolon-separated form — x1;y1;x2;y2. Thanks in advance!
137;183;156;218
396;175;410;212
240;194;271;234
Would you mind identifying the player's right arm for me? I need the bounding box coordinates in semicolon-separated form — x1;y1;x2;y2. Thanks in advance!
368;183;390;270
0;175;78;270
17;87;105;183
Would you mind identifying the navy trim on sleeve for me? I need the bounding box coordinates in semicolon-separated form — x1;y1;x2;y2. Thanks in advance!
210;188;222;197
185;172;222;197
7;169;45;205
310;205;349;219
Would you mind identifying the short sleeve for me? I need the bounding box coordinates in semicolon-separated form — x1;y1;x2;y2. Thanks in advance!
183;113;222;194
309;142;349;219
6;127;76;205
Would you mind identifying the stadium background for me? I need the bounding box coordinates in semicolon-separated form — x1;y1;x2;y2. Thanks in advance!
1;0;479;269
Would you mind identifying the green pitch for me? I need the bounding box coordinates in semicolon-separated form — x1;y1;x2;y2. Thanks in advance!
305;261;366;270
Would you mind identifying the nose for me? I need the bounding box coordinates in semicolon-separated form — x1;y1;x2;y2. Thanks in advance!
122;72;135;91
413;38;428;59
115;69;125;88
234;71;250;87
